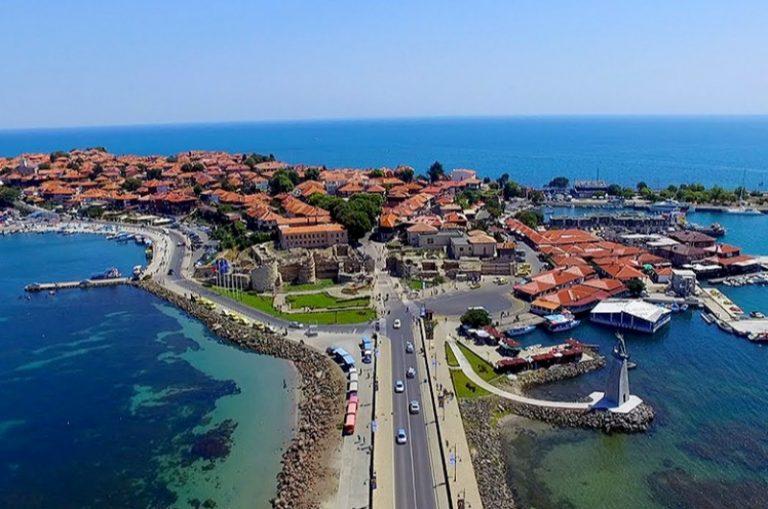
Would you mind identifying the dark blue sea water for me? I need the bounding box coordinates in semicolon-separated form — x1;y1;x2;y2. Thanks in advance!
502;211;768;508
0;234;293;508
2;117;768;188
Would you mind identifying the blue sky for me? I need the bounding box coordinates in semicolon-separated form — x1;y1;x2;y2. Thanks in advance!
1;0;767;128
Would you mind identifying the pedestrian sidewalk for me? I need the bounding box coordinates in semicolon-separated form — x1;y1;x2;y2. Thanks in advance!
414;320;453;509
427;320;485;509
372;336;395;508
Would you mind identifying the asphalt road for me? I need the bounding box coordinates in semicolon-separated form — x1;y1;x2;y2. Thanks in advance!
162;229;372;334
420;282;518;315
164;230;437;508
386;299;438;509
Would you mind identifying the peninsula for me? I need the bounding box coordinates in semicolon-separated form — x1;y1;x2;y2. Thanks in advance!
3;149;767;509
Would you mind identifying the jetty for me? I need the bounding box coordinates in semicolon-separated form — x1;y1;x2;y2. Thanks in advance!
25;278;129;292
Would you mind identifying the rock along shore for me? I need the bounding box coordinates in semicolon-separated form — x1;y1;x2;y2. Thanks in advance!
514;353;606;390
135;280;346;509
460;395;655;509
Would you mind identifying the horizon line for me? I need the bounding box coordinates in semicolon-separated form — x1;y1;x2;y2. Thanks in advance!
3;113;768;133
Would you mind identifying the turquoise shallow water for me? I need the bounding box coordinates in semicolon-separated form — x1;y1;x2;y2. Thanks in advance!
0;233;294;508
503;211;768;509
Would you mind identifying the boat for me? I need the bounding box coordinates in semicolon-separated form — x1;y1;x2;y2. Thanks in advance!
726;205;762;215
543;313;581;333
505;324;536;337
716;320;734;334
627;361;638;370
749;311;766;319
686;222;726;237
701;312;715;324
649;200;689;213
90;267;122;280
727;170;761;214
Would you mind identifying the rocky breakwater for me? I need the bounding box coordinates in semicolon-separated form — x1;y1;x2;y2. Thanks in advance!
136;280;346;509
515;353;605;390
460;396;654;509
460;399;517;509
502;398;655;433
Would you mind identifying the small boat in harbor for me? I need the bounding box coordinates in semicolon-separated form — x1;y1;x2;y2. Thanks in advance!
91;267;122;280
701;312;715;324
505;324;537;337
543;313;580;333
716;320;734;334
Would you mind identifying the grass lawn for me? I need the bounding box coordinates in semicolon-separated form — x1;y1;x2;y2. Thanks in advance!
211;287;376;325
286;292;369;310
444;342;459;367
283;279;336;293
457;342;497;383
450;369;490;398
406;278;430;291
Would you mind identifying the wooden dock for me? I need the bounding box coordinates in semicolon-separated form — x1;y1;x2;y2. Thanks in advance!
25;278;129;292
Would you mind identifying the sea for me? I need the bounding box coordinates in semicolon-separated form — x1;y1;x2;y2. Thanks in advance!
502;208;768;509
3;117;768;508
2;116;768;189
0;233;294;508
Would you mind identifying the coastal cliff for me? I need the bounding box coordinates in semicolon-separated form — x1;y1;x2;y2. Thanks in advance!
136;280;346;509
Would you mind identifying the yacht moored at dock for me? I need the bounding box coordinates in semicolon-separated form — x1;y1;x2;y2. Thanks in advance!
542;313;581;333
505;324;537;337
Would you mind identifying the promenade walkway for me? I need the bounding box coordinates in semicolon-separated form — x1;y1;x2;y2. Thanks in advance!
448;340;601;410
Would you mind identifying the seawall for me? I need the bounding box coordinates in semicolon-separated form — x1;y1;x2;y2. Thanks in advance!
136;279;346;509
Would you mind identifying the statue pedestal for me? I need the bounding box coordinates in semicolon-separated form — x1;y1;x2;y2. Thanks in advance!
591;393;643;414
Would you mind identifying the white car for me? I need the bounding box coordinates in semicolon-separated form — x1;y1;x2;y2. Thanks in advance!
394;380;405;393
396;428;408;444
406;367;416;379
409;400;420;414
393;319;401;329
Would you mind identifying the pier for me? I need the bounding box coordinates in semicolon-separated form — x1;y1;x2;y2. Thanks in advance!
25;278;129;292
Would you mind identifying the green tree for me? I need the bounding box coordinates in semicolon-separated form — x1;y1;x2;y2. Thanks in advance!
146;168;163;180
49;151;70;162
269;171;295;194
548;176;569;188
460;308;491;328
514;210;543;229
530;190;545;205
637;181;649;192
122;178;142;192
428;161;444;183
502;181;523;200
627;278;646;297
0;186;21;208
369;169;385;178
304;167;321;181
336;206;372;240
308;193;383;242
606;184;623;196
396;167;414;183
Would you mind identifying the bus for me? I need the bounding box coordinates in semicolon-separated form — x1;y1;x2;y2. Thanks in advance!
343;412;356;435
